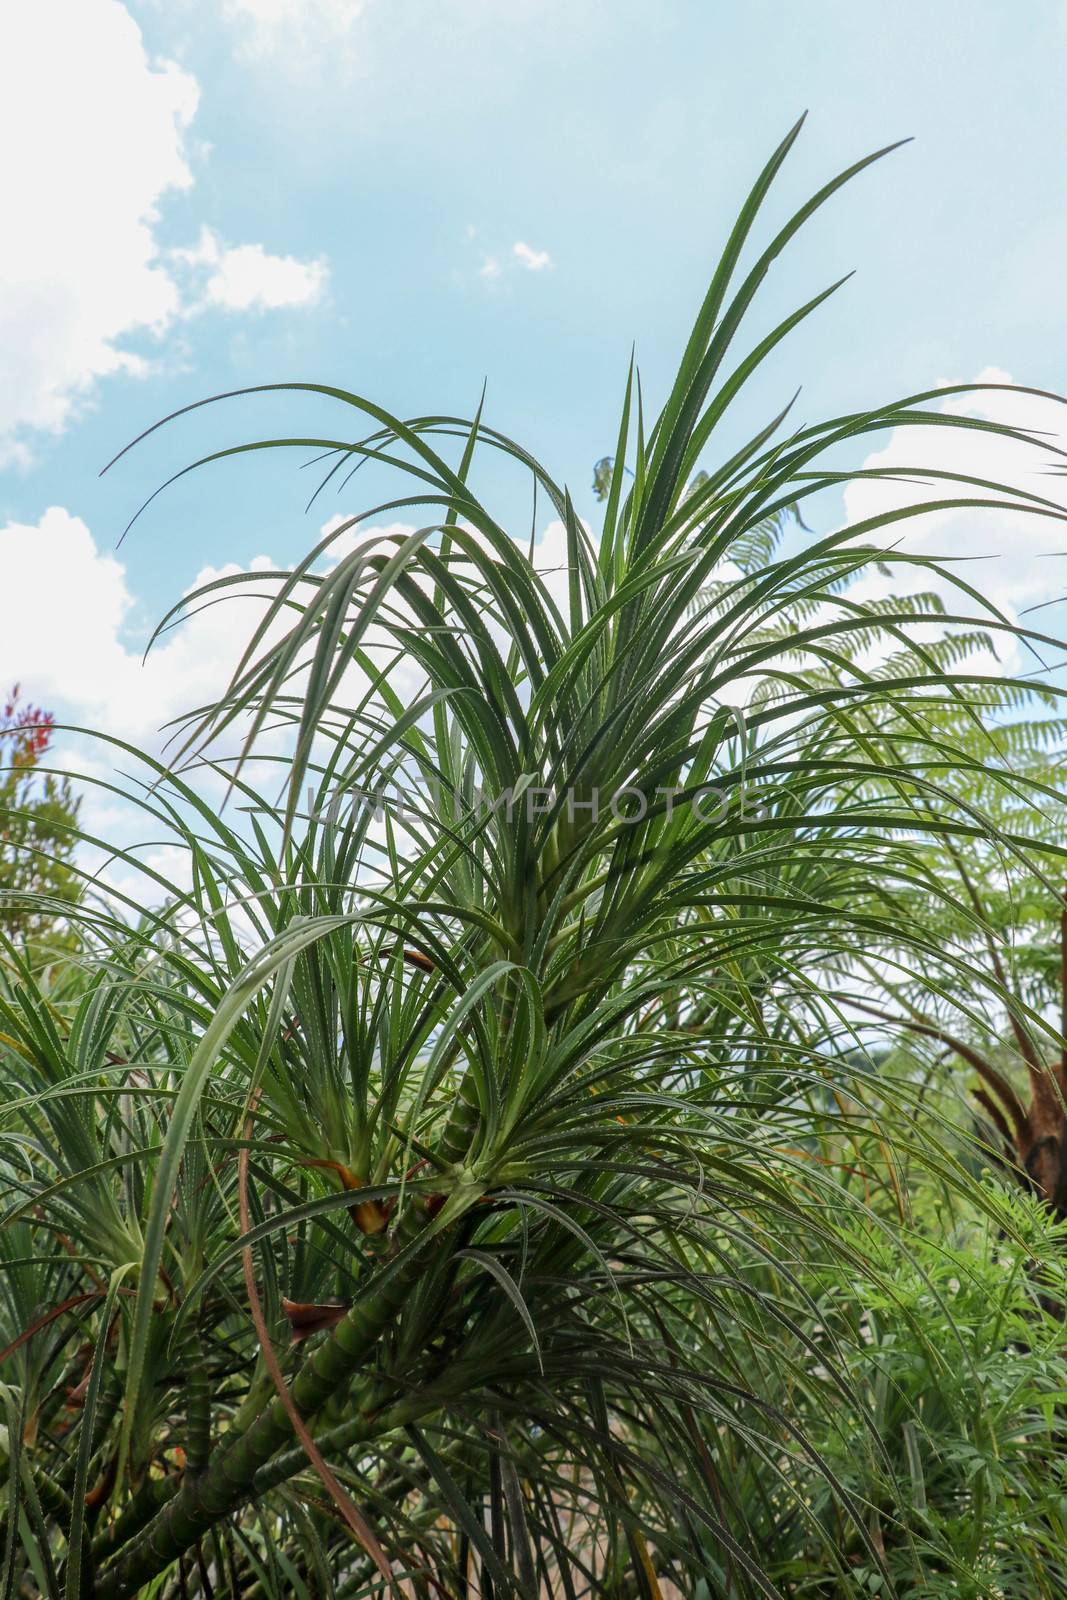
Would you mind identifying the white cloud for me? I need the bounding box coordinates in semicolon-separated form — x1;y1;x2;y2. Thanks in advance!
0;504;430;899
0;1;328;464
173;227;328;312
473;239;553;288
0;507;280;742
512;240;552;272
223;0;368;54
0;506;310;908
0;1;196;463
841;370;1067;651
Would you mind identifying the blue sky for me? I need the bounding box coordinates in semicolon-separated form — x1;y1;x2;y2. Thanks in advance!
3;0;1067;761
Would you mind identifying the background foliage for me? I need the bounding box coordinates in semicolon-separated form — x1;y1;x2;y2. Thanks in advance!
0;685;80;953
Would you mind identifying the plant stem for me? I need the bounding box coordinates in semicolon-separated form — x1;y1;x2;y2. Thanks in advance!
95;1083;482;1598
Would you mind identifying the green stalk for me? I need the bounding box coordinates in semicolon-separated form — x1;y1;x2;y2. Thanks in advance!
96;1086;482;1599
90;1474;180;1564
184;1323;212;1476
94;1195;432;1597
0;1454;70;1556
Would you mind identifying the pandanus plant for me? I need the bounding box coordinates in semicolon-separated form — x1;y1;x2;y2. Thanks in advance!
3;119;1067;1598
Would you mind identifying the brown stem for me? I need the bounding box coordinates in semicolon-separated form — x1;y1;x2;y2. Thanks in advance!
946;843;1044;1079
845;998;1029;1138
972;1087;1013;1150
1059;888;1067;1090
